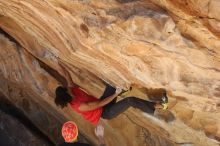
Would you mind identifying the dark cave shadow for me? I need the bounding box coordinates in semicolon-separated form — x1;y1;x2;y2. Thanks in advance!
0;94;55;146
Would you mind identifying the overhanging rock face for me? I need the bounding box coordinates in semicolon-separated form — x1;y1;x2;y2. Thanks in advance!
0;0;220;146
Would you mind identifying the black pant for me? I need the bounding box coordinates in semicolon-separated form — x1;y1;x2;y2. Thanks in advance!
101;85;156;119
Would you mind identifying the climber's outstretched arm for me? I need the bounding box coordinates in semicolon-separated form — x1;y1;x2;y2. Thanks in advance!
78;88;122;112
58;61;78;87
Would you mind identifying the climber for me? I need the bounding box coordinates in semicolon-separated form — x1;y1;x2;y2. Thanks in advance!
55;62;168;125
59;121;106;146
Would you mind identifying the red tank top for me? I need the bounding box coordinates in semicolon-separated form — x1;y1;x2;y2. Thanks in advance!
70;87;103;125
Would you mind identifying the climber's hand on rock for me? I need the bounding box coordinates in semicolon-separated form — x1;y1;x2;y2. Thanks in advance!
58;61;68;73
115;88;122;95
123;83;131;91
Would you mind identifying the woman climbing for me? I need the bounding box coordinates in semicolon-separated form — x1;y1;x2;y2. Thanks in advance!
55;62;168;125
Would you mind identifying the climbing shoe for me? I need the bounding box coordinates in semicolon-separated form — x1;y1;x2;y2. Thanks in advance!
118;87;132;96
161;92;168;110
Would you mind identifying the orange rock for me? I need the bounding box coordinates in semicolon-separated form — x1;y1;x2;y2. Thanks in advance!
0;0;220;145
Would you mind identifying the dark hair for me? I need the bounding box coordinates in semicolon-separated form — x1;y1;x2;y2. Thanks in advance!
55;86;72;108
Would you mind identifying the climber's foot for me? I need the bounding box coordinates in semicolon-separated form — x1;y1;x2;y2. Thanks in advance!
161;92;168;110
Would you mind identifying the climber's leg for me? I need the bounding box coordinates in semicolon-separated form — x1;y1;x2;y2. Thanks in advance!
100;84;116;100
101;96;157;119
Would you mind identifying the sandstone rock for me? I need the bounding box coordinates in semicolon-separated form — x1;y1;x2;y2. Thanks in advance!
0;109;52;146
0;0;220;146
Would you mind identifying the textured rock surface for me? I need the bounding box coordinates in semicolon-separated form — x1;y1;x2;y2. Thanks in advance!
0;0;220;146
0;103;53;146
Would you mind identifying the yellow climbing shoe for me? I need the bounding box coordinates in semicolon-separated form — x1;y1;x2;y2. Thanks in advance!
162;103;168;110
